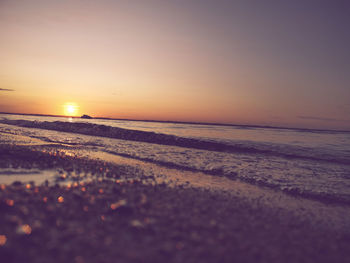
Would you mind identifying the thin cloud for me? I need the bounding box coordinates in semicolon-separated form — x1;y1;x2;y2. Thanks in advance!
0;88;15;92
298;116;350;123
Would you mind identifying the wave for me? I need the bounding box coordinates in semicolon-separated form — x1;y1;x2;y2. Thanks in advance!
1;118;350;204
1;118;349;165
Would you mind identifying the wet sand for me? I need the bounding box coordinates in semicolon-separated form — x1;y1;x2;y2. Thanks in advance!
1;142;350;263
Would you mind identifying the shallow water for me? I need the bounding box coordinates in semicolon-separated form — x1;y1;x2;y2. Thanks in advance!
2;139;350;235
2;114;350;162
0;168;56;185
1;114;350;204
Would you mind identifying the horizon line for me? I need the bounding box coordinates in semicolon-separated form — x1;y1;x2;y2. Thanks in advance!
0;111;349;133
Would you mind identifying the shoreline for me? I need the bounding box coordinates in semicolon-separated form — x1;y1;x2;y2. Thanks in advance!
2;111;349;133
1;125;350;205
1;143;350;262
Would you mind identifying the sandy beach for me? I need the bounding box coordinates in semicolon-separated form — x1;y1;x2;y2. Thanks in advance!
1;139;350;263
1;0;350;262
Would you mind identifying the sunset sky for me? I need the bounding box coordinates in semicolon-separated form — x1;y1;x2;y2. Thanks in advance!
0;0;349;130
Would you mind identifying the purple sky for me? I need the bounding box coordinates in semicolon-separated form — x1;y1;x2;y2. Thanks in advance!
0;0;349;129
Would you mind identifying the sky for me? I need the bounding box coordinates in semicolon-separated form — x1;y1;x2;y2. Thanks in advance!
0;0;349;130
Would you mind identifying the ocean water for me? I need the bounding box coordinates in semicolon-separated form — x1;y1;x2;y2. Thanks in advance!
1;113;350;203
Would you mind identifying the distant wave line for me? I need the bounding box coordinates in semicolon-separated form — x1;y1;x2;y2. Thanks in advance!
1;118;349;165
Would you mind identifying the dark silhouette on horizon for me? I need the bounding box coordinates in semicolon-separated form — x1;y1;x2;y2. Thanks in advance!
0;88;14;91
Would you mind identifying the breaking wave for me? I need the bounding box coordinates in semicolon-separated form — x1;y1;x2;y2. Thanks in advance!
1;118;349;165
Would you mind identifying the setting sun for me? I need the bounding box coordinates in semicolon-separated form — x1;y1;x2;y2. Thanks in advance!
63;103;79;117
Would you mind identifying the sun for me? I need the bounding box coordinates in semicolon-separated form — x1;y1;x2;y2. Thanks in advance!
63;102;79;116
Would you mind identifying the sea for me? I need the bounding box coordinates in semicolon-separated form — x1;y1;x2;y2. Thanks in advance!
1;113;350;204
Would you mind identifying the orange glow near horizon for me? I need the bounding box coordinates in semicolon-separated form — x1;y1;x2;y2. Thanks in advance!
0;1;349;130
63;103;79;117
